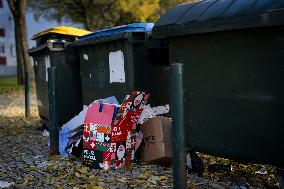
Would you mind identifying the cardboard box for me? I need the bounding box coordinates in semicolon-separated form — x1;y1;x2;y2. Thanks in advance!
140;116;172;166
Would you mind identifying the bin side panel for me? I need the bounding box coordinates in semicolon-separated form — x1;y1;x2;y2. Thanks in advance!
132;40;170;107
169;26;284;168
32;49;50;120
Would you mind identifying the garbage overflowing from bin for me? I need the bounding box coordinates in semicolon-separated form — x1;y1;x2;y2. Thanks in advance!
52;91;171;170
29;24;173;172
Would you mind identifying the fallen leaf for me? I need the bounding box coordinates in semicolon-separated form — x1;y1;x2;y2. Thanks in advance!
116;177;128;183
138;171;152;180
78;167;88;174
148;175;160;185
28;165;37;171
22;179;29;185
159;176;167;182
75;172;80;178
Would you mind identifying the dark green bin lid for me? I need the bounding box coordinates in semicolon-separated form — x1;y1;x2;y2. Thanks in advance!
153;0;284;38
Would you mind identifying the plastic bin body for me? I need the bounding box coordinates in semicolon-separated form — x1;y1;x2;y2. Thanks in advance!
169;27;284;168
28;41;82;125
153;0;284;168
74;23;170;106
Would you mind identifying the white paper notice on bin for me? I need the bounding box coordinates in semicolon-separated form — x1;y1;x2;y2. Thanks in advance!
109;50;125;83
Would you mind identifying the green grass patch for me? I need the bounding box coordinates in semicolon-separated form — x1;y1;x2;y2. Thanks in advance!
0;76;23;94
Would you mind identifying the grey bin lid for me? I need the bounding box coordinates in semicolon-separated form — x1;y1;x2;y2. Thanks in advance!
153;0;284;38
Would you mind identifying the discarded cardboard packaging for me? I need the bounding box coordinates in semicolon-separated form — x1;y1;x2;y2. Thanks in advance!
83;91;149;170
140;116;172;166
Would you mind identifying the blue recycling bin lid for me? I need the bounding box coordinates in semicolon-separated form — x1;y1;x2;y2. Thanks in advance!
79;23;154;41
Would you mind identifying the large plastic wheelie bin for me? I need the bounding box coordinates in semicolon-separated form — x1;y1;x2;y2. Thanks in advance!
28;26;91;126
73;23;170;106
153;0;284;168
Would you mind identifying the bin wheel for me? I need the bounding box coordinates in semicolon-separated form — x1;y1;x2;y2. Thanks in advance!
278;169;284;189
187;150;205;177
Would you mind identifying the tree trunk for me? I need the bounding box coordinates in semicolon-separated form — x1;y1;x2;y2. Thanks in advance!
7;0;34;85
18;13;34;81
14;19;25;85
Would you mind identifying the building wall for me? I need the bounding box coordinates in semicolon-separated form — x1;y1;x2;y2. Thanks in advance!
0;0;17;76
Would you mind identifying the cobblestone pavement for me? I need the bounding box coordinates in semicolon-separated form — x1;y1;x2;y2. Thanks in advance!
0;91;234;188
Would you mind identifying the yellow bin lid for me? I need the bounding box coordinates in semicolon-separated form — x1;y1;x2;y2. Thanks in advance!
32;26;91;40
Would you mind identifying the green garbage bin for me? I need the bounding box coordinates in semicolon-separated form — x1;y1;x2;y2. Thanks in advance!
28;40;83;126
153;0;284;168
73;23;170;107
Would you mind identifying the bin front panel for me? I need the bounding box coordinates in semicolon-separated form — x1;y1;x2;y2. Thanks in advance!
79;39;132;105
169;26;284;168
51;51;82;125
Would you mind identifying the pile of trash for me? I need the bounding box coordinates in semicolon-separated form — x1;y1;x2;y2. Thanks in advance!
53;91;171;170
